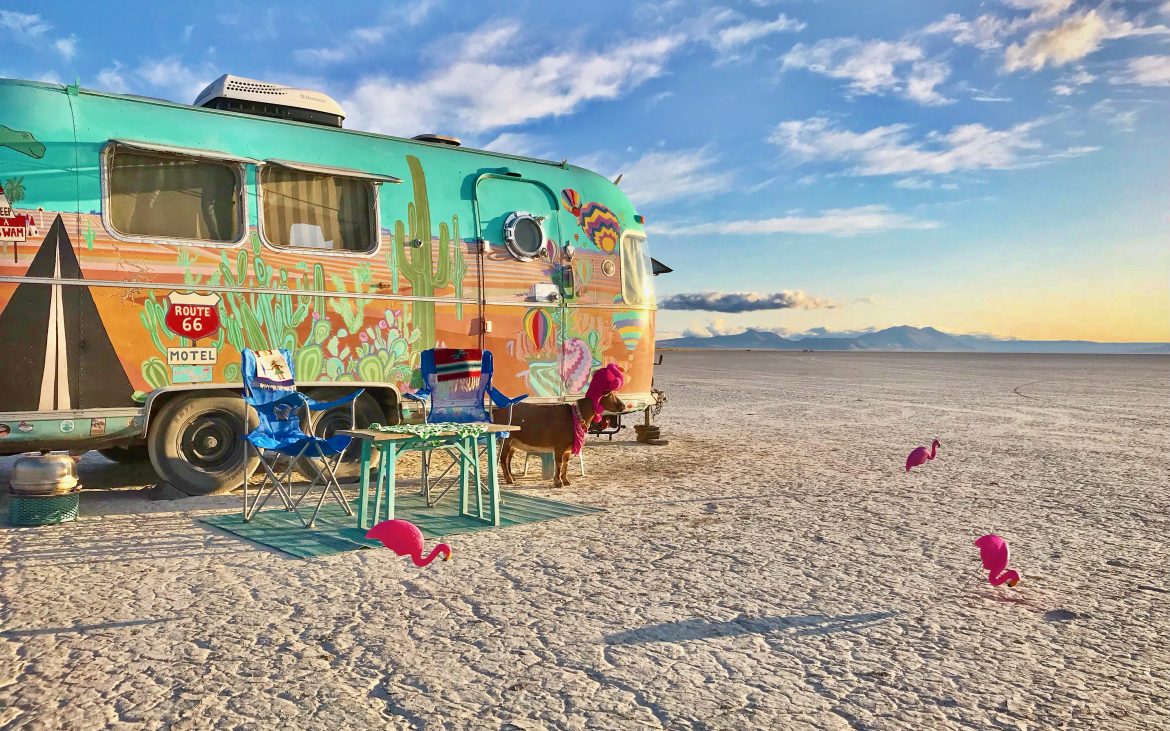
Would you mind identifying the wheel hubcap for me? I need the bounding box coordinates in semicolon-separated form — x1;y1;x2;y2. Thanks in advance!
180;411;239;470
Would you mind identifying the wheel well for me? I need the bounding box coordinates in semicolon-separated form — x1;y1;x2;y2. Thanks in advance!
142;387;242;437
302;385;402;425
142;384;403;436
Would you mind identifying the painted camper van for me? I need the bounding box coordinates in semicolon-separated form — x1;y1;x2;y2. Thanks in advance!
0;76;661;494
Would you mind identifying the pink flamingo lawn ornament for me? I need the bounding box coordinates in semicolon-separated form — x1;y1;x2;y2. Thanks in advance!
974;534;1020;587
365;519;452;567
905;439;941;472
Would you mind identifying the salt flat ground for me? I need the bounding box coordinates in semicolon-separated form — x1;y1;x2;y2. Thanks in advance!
1;351;1168;730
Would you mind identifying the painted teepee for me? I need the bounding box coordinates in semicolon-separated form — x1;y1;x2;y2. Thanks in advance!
0;214;133;410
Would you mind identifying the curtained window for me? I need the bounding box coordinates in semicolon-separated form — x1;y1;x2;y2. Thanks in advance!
107;148;241;242
620;233;655;306
260;165;375;253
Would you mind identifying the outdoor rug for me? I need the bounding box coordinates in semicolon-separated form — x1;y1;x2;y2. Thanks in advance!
201;490;604;559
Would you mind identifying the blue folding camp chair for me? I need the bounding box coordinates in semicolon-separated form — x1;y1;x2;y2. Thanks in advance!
240;348;363;527
404;348;527;506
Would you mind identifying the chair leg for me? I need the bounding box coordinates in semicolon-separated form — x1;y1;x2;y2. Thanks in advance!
245;447;301;522
522;451;529;477
579;453;585;477
302;442;354;528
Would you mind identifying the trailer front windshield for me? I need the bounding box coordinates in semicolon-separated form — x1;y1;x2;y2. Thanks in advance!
620;233;654;307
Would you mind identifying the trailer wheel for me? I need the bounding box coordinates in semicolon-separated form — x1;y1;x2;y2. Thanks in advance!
296;389;383;482
148;393;258;496
98;445;150;464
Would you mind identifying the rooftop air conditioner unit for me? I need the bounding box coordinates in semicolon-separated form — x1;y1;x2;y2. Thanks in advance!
193;74;346;128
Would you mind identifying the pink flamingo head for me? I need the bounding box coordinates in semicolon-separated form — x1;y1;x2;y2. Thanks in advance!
366;519;452;567
974;534;1019;587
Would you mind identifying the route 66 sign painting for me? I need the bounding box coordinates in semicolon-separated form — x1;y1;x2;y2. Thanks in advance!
164;292;222;341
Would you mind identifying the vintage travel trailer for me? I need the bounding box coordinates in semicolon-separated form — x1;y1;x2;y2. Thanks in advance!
0;75;663;494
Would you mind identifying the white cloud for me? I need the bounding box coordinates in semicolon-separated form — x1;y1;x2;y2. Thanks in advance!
0;10;50;37
297;47;348;65
608;147;734;207
650;205;939;237
136;57;217;101
905;61;951;105
677;7;805;63
683;318;741;338
93;57;217;102
1112;55;1170;87
53;36;77;60
344;26;682;135
781;38;952;105
1000;0;1075;20
893;177;934;189
769;116;1050;177
392;0;437;27
711;12;804;52
661;291;835;312
296;2;435;66
95;64;129;93
480;132;553;159
922;13;1012;50
1004;8;1170;72
1053;68;1094;95
1090;99;1141;131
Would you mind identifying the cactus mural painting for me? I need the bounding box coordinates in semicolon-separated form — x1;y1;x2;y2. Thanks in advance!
393;155;468;349
136;233;422;393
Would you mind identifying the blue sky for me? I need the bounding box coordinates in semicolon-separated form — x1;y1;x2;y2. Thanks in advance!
4;0;1168;341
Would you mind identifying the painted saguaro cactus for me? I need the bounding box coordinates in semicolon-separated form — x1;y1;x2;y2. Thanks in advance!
394;155;460;349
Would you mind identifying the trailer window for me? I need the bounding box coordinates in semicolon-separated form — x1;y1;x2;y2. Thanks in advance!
620;233;654;306
260;166;375;253
108;149;241;243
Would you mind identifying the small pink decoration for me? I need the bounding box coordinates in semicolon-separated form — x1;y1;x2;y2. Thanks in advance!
905;438;940;472
585;364;625;424
366;519;452;567
974;534;1020;587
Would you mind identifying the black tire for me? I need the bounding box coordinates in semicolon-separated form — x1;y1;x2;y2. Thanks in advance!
147;393;259;496
296;389;384;482
98;445;151;464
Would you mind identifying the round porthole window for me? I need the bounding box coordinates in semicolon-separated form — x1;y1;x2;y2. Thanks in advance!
503;212;545;261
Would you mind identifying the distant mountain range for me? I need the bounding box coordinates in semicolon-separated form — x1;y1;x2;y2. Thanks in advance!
657;326;1170;354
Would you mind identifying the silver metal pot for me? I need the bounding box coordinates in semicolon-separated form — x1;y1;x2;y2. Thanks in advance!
9;452;80;496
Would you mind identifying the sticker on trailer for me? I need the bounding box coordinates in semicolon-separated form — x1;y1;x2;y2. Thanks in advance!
172;365;213;384
0;424;9;438
164;292;222;341
0;184;41;242
90;418;106;436
167;347;218;365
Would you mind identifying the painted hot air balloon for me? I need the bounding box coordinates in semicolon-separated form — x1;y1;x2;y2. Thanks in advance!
523;308;551;350
560;337;593;393
580;202;620;253
562;188;621;253
561;188;582;217
613;310;646;351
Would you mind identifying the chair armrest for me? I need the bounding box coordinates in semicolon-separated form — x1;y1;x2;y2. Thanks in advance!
305;388;365;411
488;386;528;409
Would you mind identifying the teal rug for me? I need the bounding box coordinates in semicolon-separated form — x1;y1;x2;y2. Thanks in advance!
201;490;604;559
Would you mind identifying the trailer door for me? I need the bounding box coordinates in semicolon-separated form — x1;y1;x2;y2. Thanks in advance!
473;175;565;401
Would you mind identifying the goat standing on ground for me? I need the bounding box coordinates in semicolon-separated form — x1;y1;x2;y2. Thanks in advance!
493;364;626;488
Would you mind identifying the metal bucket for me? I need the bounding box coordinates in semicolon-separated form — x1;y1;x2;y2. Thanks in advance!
9;453;80;496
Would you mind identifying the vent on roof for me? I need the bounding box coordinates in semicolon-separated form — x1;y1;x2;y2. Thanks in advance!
412;134;461;147
193;74;346;128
